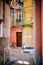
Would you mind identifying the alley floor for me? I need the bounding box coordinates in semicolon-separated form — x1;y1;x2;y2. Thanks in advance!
4;47;34;65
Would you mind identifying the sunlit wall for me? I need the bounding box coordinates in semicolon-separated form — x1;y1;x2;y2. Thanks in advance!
22;0;33;47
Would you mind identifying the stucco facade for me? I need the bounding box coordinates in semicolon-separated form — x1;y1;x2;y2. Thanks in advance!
10;0;23;47
22;0;33;47
10;26;22;47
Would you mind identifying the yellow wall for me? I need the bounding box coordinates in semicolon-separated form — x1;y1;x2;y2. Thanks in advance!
24;0;33;24
22;0;33;47
22;27;33;47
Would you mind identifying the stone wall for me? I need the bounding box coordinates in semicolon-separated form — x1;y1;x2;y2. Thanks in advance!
0;37;9;63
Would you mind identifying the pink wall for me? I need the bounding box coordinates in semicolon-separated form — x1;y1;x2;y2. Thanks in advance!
33;0;41;56
3;1;10;37
41;0;43;62
10;26;22;47
33;0;42;64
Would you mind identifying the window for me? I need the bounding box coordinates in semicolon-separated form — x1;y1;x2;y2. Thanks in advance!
0;22;3;37
12;0;17;4
11;0;24;26
0;0;3;20
16;7;24;25
11;9;15;26
16;19;21;23
16;0;23;4
20;8;24;25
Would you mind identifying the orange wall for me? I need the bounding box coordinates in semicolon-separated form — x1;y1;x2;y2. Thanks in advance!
10;26;22;47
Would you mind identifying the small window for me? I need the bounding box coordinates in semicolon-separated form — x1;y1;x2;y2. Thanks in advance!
11;9;15;25
0;22;3;37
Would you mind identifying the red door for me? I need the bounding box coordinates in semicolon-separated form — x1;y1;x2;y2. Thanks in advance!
16;32;22;47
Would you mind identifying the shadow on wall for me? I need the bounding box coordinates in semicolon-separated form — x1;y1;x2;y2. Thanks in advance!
34;49;42;65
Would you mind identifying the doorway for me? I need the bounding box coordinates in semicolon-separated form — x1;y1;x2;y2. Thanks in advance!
16;32;22;47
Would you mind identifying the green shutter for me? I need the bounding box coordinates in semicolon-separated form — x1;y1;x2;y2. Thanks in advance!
21;8;24;25
12;9;15;26
12;0;17;4
12;0;14;3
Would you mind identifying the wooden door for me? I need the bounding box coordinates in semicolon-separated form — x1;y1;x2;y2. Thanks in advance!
16;32;22;47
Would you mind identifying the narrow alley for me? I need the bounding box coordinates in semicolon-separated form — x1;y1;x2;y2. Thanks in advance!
0;0;42;65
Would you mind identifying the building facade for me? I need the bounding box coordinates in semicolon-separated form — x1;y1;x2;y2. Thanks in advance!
0;0;43;64
10;0;23;47
10;0;43;64
0;0;11;63
10;0;33;47
22;0;33;47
